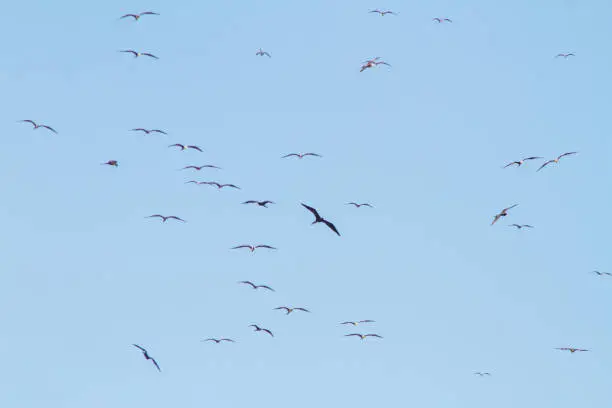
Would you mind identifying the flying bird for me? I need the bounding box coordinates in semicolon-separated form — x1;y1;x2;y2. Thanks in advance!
592;271;612;276
232;244;276;252
346;202;373;208
131;128;167;135
274;306;310;315
491;204;518;226
202;182;240;190
509;224;533;229
120;11;159;21
360;59;391;72
119;50;159;59
503;156;543;168
301;203;340;236
340;320;375;326
256;48;271;58
242;200;275;207
201;338;235;343
238;281;275;291
369;9;397;16
249;324;274;337
433;17;452;23
537;152;578;172
474;372;491;376
344;334;383;340
146;214;186;223
555;347;589;353
181;165;221;171
168;144;203;152
555;53;575;58
19;120;57;133
281;153;322;159
101;160;119;167
132;344;161;372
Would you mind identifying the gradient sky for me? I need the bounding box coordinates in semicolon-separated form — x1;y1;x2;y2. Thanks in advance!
1;0;611;407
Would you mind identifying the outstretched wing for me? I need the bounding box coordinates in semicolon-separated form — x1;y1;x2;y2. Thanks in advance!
281;153;299;158
187;145;203;152
232;245;252;250
132;344;147;353
491;214;502;226
147;214;164;219
242;200;257;204
121;14;139;20
239;280;257;288
503;161;519;168
166;216;185;222
345;334;362;337
150;129;167;134
558;151;577;160
365;334;383;338
262;328;274;337
119;50;138;56
301;203;321;220
537;160;554;172
40;125;57;133
257;285;275;292
503;204;518;212
140;11;159;16
294;307;310;313
359;320;375;323
523;156;543;161
142;53;159;59
150;357;161;372
255;245;276;249
220;338;235;342
323;219;341;236
303;153;322;157
169;144;184;149
221;184;240;189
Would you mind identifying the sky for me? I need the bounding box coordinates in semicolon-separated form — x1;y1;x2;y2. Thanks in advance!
1;0;611;407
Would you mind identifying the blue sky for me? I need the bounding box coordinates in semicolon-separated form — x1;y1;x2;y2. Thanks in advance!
1;0;611;407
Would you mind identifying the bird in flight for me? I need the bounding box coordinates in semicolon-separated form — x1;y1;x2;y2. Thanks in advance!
181;165;221;171
19;120;57;133
120;11;159;21
242;200;275;208
249;324;274;337
238;281;275;291
503;156;543;168
131;128;167;135
256;48;271;58
345;333;383;340
168;144;203;152
360;58;391;72
491;204;518;226
146;214;186;223
202;182;241;190
369;9;397;16
101;160;119;167
555;347;589;353
592;271;612;277
340;320;375;326
132;344;161;372
301;203;340;236
346;202;373;208
537;152;578;172
274;306;310;315
201;338;235;344
555;53;575;58
232;244;276;252
119;50;159;59
433;17;452;23
474;372;491;376
281;153;322;159
509;224;533;229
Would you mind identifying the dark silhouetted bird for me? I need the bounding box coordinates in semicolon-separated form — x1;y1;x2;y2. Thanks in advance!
19;120;57;133
132;344;161;371
146;214;186;223
238;281;275;291
101;160;119;167
491;204;518;226
242;200;275;207
301;203;340;236
249;324;274;337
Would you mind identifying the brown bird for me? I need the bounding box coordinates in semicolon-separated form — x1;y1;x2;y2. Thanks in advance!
201;338;235;343
537;152;578;172
491;204;518;226
509;224;533;229
232;244;276;252
249;324;274;337
340;320;375;326
256;48;271;58
344;333;383;340
433;17;452;23
19;120;57;133
242;200;275;207
146;214;186;223
238;281;275;291
555;347;589;353
346;202;373;208
119;50;159;59
503;156;543;168
274;306;310;315
202;182;240;190
555;53;575;58
181;165;221;171
101;160;119;167
131;128;167;135
132;344;161;372
168;144;203;152
120;11;159;21
369;9;397;16
301;203;340;236
281;153;322;159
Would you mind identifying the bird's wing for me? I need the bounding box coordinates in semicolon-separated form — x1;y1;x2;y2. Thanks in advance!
281;153;298;158
147;214;164;219
362;204;374;207
377;62;391;66
242;201;257;204
220;339;235;342
345;334;361;337
294;308;310;312
359;320;375;323
503;204;518;212
140;11;159;16
239;280;256;288
262;201;275;204
445;18;453;22
41;125;57;133
258;285;275;291
142;53;159;59
491;214;502;226
537;160;554;171
169;144;183;148
369;10;381;13
346;202;358;206
150;358;161;372
365;334;383;338
167;216;185;222
232;245;251;250
503;162;519;168
264;52;271;57
132;344;147;352
20;119;37;126
340;322;355;325
523;156;543;161
255;245;276;249
223;184;240;189
303;153;321;157
131;128;148;132
323;219;341;236
558;151;577;159
262;329;274;337
274;307;290;311
151;129;167;134
188;145;203;152
121;14;138;19
120;50;138;56
523;225;534;228
301;203;321;220
555;348;569;350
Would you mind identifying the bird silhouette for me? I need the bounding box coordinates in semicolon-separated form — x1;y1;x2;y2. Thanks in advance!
19;120;57;133
131;128;167;135
201;338;235;343
433;17;452;23
340;320;375;326
344;334;383;340
242;200;275;207
132;344;161;371
555;347;588;353
238;281;275;291
474;372;491;376
592;271;612;277
256;48;271;58
181;165;221;171
101;160;119;167
503;156;543;168
168;144;203;152
274;306;310;315
346;202;373;208
119;50;159;59
555;53;575;58
232;244;276;252
281;153;322;159
146;214;186;223
537;152;577;172
509;224;533;229
201;182;240;190
249;324;274;337
301;203;340;236
369;9;397;16
491;204;518;226
120;11;159;21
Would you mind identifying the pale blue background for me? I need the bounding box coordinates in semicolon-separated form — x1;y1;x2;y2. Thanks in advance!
1;1;610;407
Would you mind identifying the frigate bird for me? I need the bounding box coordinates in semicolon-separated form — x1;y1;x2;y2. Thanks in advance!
555;347;588;353
369;9;397;16
346;202;373;208
202;182;240;190
503;156;543;168
131;128;167;135
242;200;275;207
474;372;491;376
537;152;578;172
101;160;119;167
168;144;203;152
256;48;271;58
301;203;340;236
146;214;186;223
119;50;159;59
281;153;322;159
555;53;575;58
19;120;57;133
509;224;533;229
491;204;518;226
274;306;310;315
120;11;159;21
433;17;452;23
340;320;375;326
249;324;274;337
238;281;275;291
132;344;161;371
344;334;383;340
181;165;221;171
201;338;235;343
232;244;276;252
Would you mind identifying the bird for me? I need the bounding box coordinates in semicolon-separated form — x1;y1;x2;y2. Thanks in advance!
242;200;275;207
132;344;161;372
474;372;491;376
509;224;533;229
344;334;383;340
120;11;159;21
433;17;452;23
18;120;57;133
256;48;271;58
274;306;310;315
281;153;322;159
491;204;518;226
536;152;578;172
238;281;275;291
249;324;274;337
202;182;241;190
301;203;341;236
131;128;167;135
101;160;119;167
360;59;391;72
503;156;543;168
555;347;589;353
168;144;203;152
232;244;276;252
201;338;235;343
555;53;575;58
346;202;373;208
181;165;221;171
146;214;186;223
592;271;612;277
340;320;375;326
369;9;397;16
119;50;159;59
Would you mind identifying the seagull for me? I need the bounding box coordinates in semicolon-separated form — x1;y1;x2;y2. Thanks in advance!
340;320;375;326
491;204;518;226
256;48;271;58
555;53;575;58
18;120;57;133
146;214;186;223
503;156;543;168
346;202;373;208
301;203;340;236
132;344;161;372
537;152;578;172
238;281;275;291
101;160;119;167
555;347;589;353
433;17;452;23
181;165;221;171
249;324;274;337
201;338;235;343
592;271;612;277
274;306;310;315
281;153;322;159
369;9;397;16
344;334;383;340
232;244;276;252
242;200;275;207
168;144;203;152
201;182;240;190
131;128;167;135
509;224;533;229
474;372;491;376
119;50;159;59
120;11;159;21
